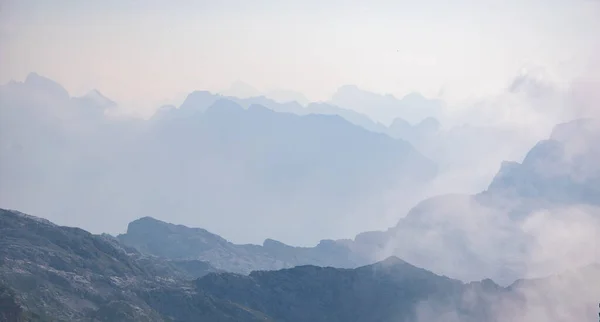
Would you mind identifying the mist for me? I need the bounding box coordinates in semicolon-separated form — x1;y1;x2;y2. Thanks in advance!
1;0;599;321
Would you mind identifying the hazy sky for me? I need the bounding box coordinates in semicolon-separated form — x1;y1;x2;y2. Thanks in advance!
1;0;599;114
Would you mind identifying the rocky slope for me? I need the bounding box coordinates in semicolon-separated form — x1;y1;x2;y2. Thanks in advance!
2;208;598;322
0;209;262;321
115;119;600;285
117;216;365;274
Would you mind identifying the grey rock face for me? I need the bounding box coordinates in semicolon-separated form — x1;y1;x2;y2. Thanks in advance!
3;209;598;322
118;216;366;274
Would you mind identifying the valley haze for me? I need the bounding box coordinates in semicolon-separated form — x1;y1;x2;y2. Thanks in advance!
1;1;599;321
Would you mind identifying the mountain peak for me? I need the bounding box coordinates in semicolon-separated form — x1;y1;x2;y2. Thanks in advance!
179;90;220;112
263;238;289;249
76;89;116;109
24;72;49;84
376;256;407;266
23;72;70;100
124;216;172;234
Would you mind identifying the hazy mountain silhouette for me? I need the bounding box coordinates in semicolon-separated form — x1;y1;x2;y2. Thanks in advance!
265;89;310;106
330;85;445;125
485;118;600;205
342;118;600;284
73;89;117;111
0;74;436;245
178;89;388;133
155;88;387;135
117;216;364;274
132;99;436;244
228;95;306;114
386;116;441;146
306;102;388;133
116;117;600;284
177;90;221;113
327;86;526;192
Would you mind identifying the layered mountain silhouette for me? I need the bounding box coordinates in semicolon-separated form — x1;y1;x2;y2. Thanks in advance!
1;74;597;292
485;118;600;205
0;73;436;245
2;209;597;322
113;117;600;285
171;89;387;133
330;85;445;125
343;118;600;284
265;88;310;106
219;80;262;99
154;85;527;197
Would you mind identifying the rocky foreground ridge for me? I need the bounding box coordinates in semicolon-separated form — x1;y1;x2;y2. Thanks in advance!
1;208;599;322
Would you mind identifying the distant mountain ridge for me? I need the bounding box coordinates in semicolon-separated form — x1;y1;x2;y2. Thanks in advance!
484;118;600;204
341;118;600;284
2;73;597;290
169;88;389;134
330;84;445;125
113;117;600;285
117;216;365;274
0;73;436;245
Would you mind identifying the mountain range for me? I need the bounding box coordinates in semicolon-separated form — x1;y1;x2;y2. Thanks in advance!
159;85;543;198
1;73;599;321
3;74;596;283
117;216;364;274
344;118;600;284
0;73;437;245
114;117;600;285
330;85;445;125
2;209;598;322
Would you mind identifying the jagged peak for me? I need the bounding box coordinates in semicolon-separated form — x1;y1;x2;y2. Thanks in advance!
179;90;220;112
75;89;116;109
23;72;70;99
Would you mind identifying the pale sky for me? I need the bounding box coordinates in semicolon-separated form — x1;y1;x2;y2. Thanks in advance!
1;0;599;114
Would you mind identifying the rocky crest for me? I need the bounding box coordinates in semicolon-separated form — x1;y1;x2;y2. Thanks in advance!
2;208;598;322
117;216;365;274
